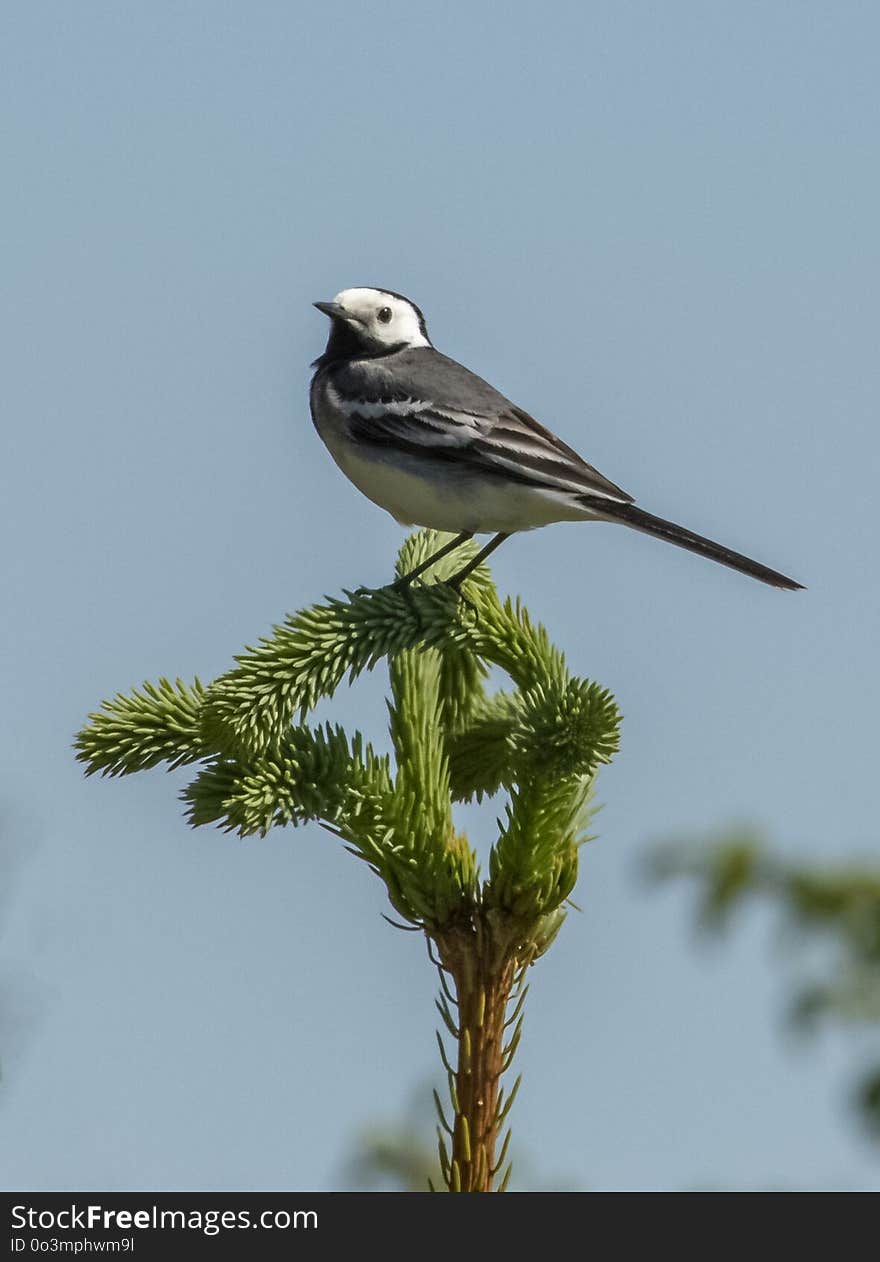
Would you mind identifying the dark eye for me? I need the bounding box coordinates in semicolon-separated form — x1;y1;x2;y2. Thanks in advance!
377;306;393;323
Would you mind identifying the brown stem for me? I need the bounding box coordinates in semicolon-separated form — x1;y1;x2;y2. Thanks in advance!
435;924;519;1192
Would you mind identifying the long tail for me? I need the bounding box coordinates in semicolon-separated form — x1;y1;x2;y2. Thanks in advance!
589;500;804;590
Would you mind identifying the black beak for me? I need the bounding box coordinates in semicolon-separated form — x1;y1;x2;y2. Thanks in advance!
313;301;348;320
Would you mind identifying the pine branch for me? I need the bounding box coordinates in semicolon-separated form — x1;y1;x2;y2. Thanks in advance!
197;532;574;762
386;646;478;914
388;648;453;845
462;594;569;694
181;722;392;840
76;527;625;1185
447;691;522;802
485;774;595;919
448;679;620;803
200;581;471;757
75;677;207;776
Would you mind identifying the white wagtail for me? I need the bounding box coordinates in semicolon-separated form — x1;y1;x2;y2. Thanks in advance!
310;287;803;591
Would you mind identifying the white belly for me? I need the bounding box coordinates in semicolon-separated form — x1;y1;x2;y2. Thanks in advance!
322;431;595;533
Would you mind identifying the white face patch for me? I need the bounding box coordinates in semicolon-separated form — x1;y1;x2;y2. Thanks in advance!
333;287;431;350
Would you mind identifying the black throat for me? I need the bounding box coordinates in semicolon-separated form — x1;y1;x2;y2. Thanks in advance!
312;319;412;370
312;317;367;368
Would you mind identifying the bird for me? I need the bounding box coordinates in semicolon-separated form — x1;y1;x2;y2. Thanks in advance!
310;287;803;592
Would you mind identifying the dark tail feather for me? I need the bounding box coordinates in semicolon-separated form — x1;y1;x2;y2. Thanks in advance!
591;501;804;591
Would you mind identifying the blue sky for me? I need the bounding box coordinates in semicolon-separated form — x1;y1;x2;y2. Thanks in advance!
2;2;878;1190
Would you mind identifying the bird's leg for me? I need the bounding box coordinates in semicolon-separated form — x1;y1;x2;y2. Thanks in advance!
446;532;511;590
393;531;473;587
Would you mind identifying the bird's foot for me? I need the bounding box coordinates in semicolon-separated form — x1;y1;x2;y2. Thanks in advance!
396;581;421;613
440;579;479;622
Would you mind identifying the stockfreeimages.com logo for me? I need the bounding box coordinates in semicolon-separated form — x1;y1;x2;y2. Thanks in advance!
11;1204;317;1238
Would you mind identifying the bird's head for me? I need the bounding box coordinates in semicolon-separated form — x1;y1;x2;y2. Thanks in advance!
313;287;431;363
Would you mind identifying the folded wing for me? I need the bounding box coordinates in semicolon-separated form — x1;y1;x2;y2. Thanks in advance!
344;399;632;503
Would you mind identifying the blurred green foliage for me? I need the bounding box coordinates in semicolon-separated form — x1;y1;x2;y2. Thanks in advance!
338;1085;578;1192
339;1088;443;1192
647;828;880;1140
